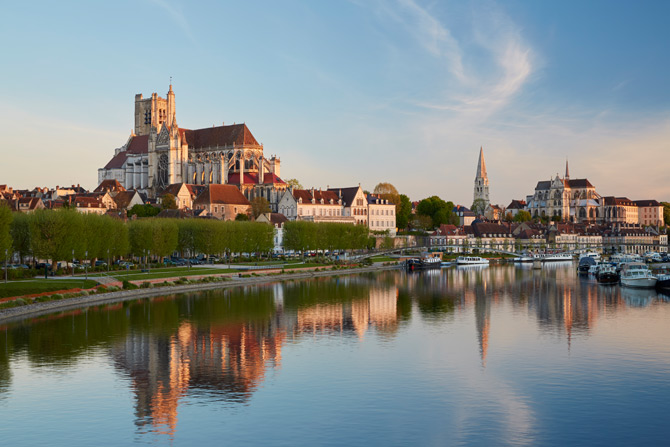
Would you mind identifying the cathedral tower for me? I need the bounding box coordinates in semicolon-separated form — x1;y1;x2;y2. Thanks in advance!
473;146;490;207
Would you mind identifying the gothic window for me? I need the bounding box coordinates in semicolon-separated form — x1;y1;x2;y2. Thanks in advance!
157;154;169;189
209;170;213;184
144;110;151;124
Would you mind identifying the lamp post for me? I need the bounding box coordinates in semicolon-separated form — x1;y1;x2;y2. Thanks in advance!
85;250;88;281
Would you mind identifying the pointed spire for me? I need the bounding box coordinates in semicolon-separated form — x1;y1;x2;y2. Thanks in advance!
565;158;570;179
476;146;487;179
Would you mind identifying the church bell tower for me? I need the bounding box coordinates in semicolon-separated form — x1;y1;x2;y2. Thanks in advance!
473;146;490;207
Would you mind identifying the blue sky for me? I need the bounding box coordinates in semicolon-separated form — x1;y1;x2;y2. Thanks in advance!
1;0;668;206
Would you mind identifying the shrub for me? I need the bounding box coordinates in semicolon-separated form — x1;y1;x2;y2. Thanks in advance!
14;298;27;306
107;286;120;292
140;281;152;289
52;294;64;300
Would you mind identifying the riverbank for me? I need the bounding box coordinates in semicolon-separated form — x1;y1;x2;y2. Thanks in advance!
0;263;401;324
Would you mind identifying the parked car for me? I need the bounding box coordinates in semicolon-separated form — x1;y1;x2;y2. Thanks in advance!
95;260;107;267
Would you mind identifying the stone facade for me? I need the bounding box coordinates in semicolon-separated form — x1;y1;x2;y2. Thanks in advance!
99;85;287;211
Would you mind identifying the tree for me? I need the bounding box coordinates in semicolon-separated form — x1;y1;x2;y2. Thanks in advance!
10;212;31;263
128;204;160;218
410;215;433;232
30;209;83;269
285;178;303;190
235;213;249;221
417;196;458;228
513;210;532;222
504;212;514;222
662;202;670;227
161;194;178;210
471;199;487;217
250;196;271;219
0;203;12;261
396;194;412;230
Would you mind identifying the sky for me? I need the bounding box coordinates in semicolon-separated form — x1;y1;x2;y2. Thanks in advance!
1;0;669;206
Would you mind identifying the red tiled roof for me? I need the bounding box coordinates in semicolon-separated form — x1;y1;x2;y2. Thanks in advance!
103;151;128;170
94;179;126;193
293;189;340;204
227;172;285;185
193;184;250;206
114;191;140;209
127;135;149;154
181;124;259;149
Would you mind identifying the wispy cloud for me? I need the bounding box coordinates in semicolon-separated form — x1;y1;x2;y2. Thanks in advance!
146;0;196;44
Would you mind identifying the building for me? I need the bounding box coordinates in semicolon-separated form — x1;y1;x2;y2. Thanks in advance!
473;147;490;210
634;200;665;226
505;200;527;218
158;183;205;210
367;195;396;236
98;85;287;210
256;213;289;253
454;205;476;226
601;197;639;224
525;160;601;223
277;188;348;222
328;186;368;225
192;184;250;220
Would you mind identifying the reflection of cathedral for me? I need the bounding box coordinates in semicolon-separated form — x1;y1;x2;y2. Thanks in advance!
99;85;287;206
112;322;285;436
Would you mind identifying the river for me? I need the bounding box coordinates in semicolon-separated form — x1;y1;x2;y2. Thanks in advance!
1;263;669;446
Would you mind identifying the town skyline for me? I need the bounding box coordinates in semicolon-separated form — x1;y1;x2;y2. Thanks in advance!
1;1;668;205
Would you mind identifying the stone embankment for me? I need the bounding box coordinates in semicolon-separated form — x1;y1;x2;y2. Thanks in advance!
0;263;401;324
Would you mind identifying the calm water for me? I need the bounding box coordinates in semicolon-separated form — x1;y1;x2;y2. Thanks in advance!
1;264;670;446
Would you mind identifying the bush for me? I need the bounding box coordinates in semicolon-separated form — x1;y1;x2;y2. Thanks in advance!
106;286;120;292
14;298;27;306
51;294;64;300
140;281;152;289
122;280;138;290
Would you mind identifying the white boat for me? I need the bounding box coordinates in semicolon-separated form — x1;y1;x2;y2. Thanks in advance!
512;255;534;263
588;264;599;275
456;256;490;265
536;253;573;262
579;252;601;263
620;263;657;289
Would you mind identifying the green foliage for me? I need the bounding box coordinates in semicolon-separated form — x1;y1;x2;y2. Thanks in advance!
283;221;369;252
417;196;458;228
30;209;83;267
128;204;160;218
235;213;249;221
471;198;487;217
0;202;13;257
513;210;532;222
285;178;303;189
10;212;31;262
662;202;670;227
161;193;178;210
396;194;412;230
250;197;271;218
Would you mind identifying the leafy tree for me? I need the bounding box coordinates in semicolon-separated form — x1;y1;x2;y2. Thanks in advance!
0;203;12;261
30;209;83;269
161;194;178;210
417;196;458;228
128;204;160;218
504;212;514;222
471;198;487;217
662;202;670;227
250;196;271;219
10;212;31;263
396;194;412;230
128;220;153;257
235;213;249;221
513;210;532;222
285;178;303;190
410;215;433;232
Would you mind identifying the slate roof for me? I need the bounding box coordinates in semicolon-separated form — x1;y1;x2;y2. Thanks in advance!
471;222;511;238
634;200;661;207
327;186;361;207
94;179;126;193
181;124;259;149
114;191;141;209
506;199;527;209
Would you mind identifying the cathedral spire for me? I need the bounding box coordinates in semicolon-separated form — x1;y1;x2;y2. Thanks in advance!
565;158;570;180
476;146;487;178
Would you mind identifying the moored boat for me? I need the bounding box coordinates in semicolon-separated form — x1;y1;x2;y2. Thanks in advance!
537;253;573;262
620;263;657;289
656;273;670;292
456;256;490;265
406;255;441;271
578;256;596;275
596;263;619;284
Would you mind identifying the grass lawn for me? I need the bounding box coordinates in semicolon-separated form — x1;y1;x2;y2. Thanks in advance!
369;256;396;263
87;267;240;282
0;279;100;299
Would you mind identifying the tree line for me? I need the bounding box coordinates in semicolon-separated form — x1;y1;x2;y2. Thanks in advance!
0;205;373;268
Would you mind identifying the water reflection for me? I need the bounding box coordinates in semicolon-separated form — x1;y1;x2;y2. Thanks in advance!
1;265;669;442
